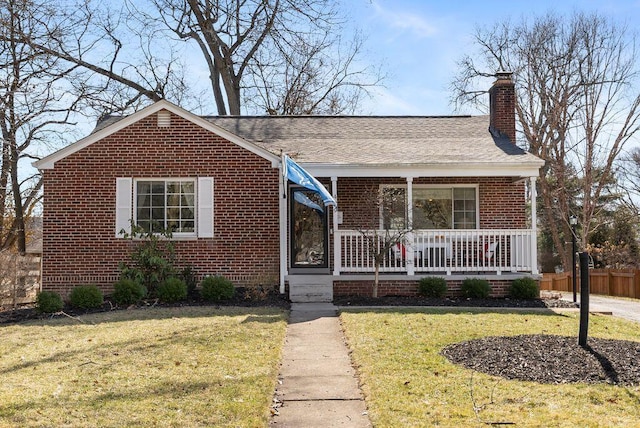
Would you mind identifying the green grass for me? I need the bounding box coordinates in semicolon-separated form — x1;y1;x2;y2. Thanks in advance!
340;308;640;427
0;307;288;428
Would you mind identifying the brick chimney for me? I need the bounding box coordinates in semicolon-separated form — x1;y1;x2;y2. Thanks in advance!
489;71;516;143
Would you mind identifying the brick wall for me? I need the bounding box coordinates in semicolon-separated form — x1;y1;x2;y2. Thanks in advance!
42;111;281;297
489;73;516;143
337;177;526;230
333;278;519;298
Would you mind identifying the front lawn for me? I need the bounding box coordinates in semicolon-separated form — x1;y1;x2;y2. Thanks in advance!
0;307;287;428
340;308;640;427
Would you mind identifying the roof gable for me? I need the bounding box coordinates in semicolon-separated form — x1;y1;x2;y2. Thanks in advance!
34;100;280;170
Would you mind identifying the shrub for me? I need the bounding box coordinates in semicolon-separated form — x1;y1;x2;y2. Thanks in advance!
461;278;491;298
201;276;235;302
111;278;147;306
418;277;448;298
178;265;198;296
119;225;176;296
36;291;63;313
69;285;104;310
157;277;188;303
510;277;540;299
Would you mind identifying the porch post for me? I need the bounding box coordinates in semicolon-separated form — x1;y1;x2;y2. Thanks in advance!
279;167;288;294
332;177;340;276
530;176;539;275
406;177;415;276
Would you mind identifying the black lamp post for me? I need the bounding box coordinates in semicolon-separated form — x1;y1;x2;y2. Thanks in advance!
569;215;578;303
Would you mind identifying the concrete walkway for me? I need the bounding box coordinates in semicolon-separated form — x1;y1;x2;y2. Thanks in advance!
559;292;640;324
271;303;371;427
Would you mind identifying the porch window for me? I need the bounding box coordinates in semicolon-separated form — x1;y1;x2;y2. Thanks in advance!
135;180;196;234
381;185;477;229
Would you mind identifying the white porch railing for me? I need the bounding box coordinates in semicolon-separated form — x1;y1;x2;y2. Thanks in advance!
335;229;535;275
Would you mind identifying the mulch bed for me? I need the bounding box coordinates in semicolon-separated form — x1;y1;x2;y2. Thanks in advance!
442;335;640;386
333;295;578;309
0;288;291;325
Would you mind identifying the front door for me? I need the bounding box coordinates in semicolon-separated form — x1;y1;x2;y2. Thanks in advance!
289;187;329;271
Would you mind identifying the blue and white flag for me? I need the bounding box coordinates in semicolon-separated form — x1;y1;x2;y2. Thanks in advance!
283;154;337;207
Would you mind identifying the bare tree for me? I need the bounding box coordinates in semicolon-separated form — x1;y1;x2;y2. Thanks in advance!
0;0;84;252
128;0;381;115
451;11;640;270
357;186;412;298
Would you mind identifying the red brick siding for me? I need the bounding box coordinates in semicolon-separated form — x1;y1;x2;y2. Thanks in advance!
333;278;521;298
336;177;526;230
489;78;516;143
42;111;280;297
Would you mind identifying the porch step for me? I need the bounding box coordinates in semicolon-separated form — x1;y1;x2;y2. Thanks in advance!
288;275;334;303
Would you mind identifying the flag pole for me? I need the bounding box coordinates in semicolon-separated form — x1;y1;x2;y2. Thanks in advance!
281;150;287;199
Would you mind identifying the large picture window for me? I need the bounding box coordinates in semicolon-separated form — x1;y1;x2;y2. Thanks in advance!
135;180;196;234
381;185;477;229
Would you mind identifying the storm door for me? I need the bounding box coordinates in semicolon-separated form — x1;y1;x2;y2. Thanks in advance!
289;187;329;270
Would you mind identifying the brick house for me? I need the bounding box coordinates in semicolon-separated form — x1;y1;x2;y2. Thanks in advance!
35;72;544;301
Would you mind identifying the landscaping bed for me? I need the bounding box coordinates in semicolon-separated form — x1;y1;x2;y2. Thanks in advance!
442;334;640;386
0;287;290;325
333;293;577;308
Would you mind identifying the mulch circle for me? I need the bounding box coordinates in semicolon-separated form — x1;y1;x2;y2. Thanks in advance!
442;334;640;386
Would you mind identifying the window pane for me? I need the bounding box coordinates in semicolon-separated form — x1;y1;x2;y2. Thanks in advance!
382;187;406;229
137;181;151;194
182;221;195;232
166;207;180;221
181;207;195;219
151;194;165;207
166;193;180;207
181;194;194;206
137;207;151;220
413;188;452;229
138;220;151;233
453;187;476;229
151;207;165;221
151;182;165;194
181;182;194;193
166;182;181;194
137;194;151;208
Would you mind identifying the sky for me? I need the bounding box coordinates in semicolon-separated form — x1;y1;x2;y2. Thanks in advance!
346;0;640;116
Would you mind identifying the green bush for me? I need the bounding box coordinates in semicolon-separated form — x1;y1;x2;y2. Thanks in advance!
510;277;540;299
461;278;491;298
111;278;147;306
201;276;235;302
418;277;448;298
178;265;198;296
118;225;176;296
69;285;104;310
157;277;188;303
36;291;64;313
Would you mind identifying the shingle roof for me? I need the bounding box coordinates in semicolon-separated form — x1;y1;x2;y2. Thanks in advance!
204;115;541;166
89;107;542;169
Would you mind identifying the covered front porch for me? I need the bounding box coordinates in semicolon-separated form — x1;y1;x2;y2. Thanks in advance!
279;171;541;298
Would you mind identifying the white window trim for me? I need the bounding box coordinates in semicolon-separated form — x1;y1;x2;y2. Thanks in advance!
379;184;479;230
133;178;199;239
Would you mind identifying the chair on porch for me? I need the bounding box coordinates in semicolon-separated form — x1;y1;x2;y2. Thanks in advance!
482;241;499;265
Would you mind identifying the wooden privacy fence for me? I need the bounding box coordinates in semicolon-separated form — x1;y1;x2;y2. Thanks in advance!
540;269;640;299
